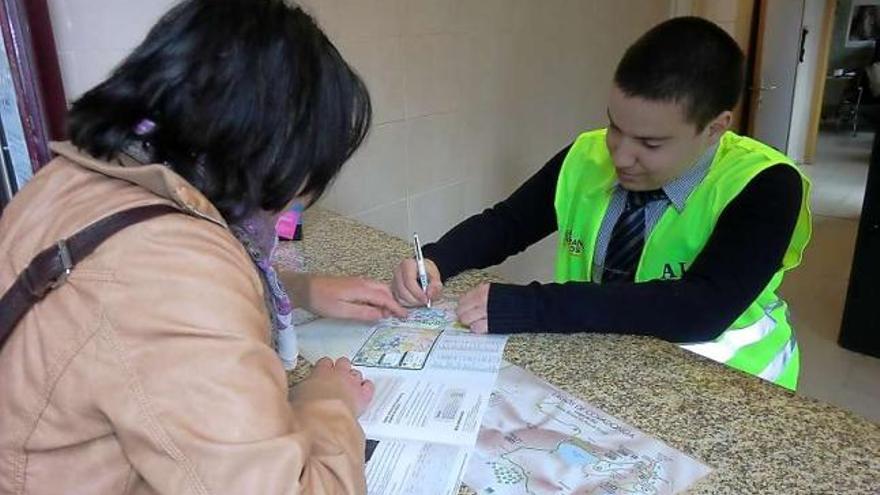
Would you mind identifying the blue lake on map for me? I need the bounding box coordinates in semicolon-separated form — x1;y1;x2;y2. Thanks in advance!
557;442;598;467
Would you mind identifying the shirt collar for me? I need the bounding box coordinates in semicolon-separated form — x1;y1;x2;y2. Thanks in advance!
661;143;717;211
609;143;718;212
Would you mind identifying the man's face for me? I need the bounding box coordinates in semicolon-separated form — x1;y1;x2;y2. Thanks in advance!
605;84;728;191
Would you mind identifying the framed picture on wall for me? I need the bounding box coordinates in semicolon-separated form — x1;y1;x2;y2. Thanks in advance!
846;0;880;47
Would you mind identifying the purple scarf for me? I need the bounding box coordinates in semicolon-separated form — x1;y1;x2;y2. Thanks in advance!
230;211;298;369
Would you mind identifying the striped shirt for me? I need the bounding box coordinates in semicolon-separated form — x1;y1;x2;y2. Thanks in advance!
591;144;718;282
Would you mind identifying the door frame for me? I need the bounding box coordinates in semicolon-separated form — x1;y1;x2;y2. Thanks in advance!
0;0;66;178
748;0;835;159
746;0;769;135
803;0;838;163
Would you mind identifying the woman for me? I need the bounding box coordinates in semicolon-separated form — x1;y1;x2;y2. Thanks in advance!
0;1;403;493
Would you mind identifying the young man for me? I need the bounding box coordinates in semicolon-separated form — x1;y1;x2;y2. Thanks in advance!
391;17;811;390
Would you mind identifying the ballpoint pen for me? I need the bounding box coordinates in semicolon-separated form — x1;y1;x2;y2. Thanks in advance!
412;233;431;308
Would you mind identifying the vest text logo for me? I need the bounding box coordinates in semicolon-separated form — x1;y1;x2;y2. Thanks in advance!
661;262;689;280
564;229;584;256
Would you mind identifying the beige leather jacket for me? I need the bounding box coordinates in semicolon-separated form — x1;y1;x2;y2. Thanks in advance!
0;143;366;494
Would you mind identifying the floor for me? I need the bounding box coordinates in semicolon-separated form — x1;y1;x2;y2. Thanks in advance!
800;130;871;219
788;130;879;423
781;213;880;423
493;130;880;424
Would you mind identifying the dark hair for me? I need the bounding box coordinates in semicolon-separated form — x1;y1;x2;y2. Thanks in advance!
68;0;370;222
614;16;744;131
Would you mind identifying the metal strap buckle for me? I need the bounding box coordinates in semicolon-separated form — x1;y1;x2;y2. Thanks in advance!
49;240;73;289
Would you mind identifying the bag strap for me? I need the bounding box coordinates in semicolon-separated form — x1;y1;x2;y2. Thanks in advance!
0;204;179;349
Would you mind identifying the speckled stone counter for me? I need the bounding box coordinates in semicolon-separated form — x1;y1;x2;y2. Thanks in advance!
275;208;880;494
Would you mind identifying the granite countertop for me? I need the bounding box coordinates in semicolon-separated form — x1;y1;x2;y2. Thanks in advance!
275;208;880;494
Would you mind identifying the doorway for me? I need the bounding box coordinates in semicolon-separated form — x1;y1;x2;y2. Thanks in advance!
750;0;879;422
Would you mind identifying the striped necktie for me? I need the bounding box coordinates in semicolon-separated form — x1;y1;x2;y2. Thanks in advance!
602;189;667;284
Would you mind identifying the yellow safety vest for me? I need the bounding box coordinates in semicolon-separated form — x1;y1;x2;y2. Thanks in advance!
554;130;812;390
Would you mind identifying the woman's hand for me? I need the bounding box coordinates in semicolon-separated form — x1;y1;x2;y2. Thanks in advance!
282;273;408;321
391;258;443;307
294;357;374;416
456;283;490;334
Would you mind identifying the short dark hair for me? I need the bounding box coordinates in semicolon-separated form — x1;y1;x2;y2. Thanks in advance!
68;0;370;222
613;16;744;131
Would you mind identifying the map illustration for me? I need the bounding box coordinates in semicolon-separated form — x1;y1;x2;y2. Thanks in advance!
385;300;465;330
353;325;442;370
463;365;712;495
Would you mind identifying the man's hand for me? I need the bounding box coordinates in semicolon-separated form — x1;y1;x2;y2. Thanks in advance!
391;258;443;307
456;283;490;334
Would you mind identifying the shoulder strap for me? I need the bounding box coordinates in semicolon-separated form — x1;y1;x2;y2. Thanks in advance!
0;204;179;348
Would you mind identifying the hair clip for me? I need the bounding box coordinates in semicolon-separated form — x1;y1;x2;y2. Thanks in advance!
133;118;157;136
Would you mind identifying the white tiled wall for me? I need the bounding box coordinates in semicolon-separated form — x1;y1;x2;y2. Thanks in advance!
48;0;672;283
47;0;179;99
306;0;673;284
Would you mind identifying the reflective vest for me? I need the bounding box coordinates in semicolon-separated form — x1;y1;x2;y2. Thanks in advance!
554;129;812;390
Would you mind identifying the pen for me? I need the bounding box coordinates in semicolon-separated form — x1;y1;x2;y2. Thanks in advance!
412;233;431;308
